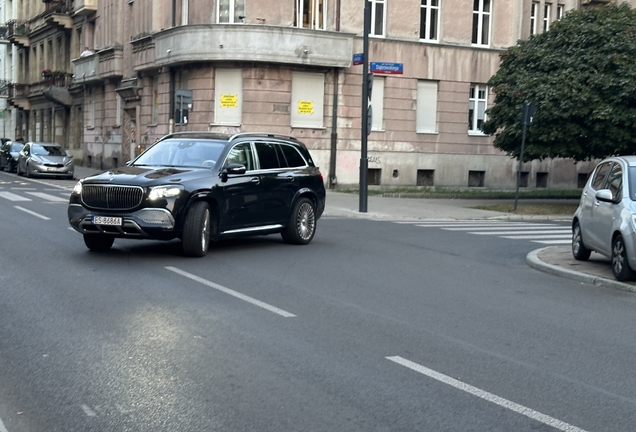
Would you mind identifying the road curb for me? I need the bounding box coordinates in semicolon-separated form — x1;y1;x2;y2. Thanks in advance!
526;247;636;294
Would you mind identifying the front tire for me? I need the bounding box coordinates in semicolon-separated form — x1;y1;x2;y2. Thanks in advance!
83;234;114;252
182;201;212;257
612;235;635;281
281;197;316;245
572;222;591;261
25;164;31;178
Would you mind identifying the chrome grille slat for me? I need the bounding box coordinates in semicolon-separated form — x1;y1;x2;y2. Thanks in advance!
81;185;144;210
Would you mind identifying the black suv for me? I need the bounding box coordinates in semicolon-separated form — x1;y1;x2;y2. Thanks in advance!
68;132;326;256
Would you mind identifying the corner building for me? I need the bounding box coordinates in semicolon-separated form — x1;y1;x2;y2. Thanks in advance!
5;0;631;189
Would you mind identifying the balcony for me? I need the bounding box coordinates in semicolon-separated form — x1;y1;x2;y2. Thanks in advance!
73;0;97;16
8;83;30;110
7;20;29;48
0;80;9;98
152;24;354;69
131;34;155;72
98;46;123;80
72;53;100;84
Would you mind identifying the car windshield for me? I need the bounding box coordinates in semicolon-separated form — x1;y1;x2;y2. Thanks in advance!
10;142;24;152
32;144;66;156
133;139;226;168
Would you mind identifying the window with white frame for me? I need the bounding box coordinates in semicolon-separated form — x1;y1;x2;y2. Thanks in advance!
291;72;324;128
218;0;245;23
369;0;386;37
416;80;438;133
468;84;487;133
530;2;538;35
214;68;242;125
556;4;564;21
181;0;188;25
294;0;326;30
419;0;440;42
371;76;384;131
543;4;551;32
471;0;491;46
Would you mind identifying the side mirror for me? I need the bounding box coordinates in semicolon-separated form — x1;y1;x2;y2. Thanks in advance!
595;189;615;203
220;163;246;182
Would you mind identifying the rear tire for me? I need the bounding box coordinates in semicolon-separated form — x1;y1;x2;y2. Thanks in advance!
83;234;114;252
182;201;212;257
281;198;316;245
612;235;635;281
572;222;591;261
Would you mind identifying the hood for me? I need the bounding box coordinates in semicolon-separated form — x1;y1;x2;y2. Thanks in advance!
32;154;72;164
83;165;211;186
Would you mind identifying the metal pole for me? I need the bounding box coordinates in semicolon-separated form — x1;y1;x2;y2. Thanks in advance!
359;0;370;213
514;105;529;212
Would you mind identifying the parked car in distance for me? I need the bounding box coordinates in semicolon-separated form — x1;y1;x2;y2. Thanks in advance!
16;142;74;179
0;139;23;172
572;155;636;281
68;132;326;257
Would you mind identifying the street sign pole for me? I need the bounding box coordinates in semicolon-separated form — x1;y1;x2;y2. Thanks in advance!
514;102;535;211
360;0;371;213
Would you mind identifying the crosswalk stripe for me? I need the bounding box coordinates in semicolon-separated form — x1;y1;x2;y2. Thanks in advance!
25;192;68;202
442;225;562;231
472;230;570;235
416;223;558;228
0;191;31;201
502;234;571;240
534;239;572;245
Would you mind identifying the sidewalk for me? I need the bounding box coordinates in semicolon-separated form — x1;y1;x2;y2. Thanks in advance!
73;166;636;293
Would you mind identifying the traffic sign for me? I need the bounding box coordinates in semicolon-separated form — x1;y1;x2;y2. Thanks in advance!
370;62;403;75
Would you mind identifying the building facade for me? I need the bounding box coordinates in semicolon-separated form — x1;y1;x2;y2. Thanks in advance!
2;0;632;189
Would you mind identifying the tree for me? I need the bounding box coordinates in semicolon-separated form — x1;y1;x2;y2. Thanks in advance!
482;4;636;162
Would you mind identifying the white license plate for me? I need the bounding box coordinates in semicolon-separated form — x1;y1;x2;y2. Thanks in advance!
93;216;122;226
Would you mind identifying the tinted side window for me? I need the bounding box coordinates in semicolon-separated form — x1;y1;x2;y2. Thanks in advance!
255;142;281;170
591;162;611;190
280;144;306;168
606;163;623;201
225;142;255;171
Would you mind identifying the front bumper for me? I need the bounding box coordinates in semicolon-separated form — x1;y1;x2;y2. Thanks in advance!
31;162;74;177
68;204;177;239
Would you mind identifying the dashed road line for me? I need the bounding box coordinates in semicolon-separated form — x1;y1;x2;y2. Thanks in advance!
387;356;588;432
81;404;97;417
14;206;51;220
165;266;296;318
0;415;8;432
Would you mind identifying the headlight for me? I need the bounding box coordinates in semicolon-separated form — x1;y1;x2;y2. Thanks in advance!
149;185;183;200
65;158;74;165
72;181;82;195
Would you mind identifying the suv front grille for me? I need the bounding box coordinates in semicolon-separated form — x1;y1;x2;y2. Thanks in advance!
81;185;144;210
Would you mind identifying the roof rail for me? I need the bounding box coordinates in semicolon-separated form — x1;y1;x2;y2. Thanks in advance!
229;132;300;142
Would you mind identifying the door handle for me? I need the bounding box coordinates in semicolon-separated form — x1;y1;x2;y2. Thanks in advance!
250;177;260;184
285;176;294;182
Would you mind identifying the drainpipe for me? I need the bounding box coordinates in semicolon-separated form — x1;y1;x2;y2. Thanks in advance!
169;0;176;134
329;0;342;189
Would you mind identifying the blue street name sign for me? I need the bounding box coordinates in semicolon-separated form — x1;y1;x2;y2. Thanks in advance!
352;53;364;65
370;62;403;75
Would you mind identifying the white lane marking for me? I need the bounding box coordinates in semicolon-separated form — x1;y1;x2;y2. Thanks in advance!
81;405;97;417
0;416;8;432
386;356;588;432
165;266;296;318
14;206;51;220
534;240;572;245
25;192;68;202
472;230;569;236
443;226;565;231
396;220;513;224
502;234;571;240
0;191;31;201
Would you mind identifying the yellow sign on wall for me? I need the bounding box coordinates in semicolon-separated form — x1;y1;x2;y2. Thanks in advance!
298;100;314;115
221;94;238;108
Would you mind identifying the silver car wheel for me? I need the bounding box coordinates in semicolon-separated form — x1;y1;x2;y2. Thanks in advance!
201;208;210;251
613;239;627;275
297;202;315;241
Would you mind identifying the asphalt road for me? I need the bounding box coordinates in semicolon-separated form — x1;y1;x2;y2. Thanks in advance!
1;171;635;431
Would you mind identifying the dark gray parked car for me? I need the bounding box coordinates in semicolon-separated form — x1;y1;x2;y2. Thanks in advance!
0;139;22;172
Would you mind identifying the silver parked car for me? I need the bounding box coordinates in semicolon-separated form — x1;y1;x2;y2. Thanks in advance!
572;155;636;281
16;142;74;179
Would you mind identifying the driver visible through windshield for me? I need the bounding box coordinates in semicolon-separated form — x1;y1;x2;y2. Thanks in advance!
134;139;226;168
